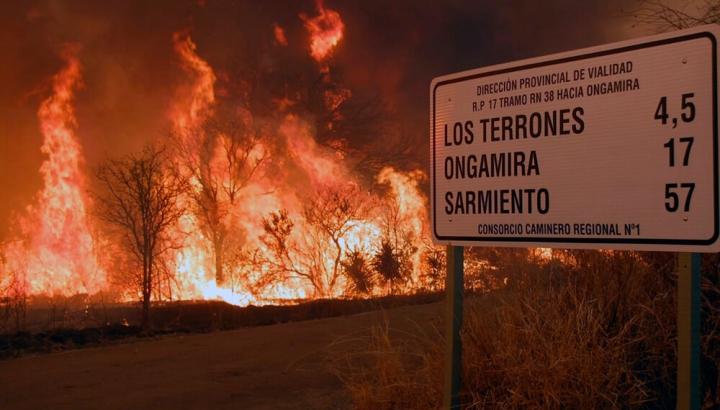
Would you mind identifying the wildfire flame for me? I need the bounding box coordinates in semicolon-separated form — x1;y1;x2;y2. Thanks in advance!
1;5;436;310
301;0;345;62
168;30;223;302
172;29;216;130
17;44;104;297
273;23;288;47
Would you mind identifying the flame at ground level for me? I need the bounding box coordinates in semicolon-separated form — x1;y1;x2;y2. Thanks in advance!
1;167;431;308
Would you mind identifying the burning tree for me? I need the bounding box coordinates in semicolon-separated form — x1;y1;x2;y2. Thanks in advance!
94;145;188;329
171;106;269;285
372;168;429;292
301;182;373;294
258;182;374;298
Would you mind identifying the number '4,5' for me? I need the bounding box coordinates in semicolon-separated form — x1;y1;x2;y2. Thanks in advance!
655;94;696;126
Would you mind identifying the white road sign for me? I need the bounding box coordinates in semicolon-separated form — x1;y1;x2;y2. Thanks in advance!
430;25;720;252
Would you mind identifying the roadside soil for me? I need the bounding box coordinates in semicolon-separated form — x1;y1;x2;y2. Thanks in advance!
0;302;443;410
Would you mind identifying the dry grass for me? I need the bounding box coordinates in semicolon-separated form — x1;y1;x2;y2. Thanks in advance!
337;250;720;409
330;316;445;409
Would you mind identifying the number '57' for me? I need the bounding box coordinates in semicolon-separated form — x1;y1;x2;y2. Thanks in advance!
665;183;695;212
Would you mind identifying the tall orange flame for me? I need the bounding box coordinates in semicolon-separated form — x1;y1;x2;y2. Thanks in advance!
168;30;218;302
301;0;345;61
172;29;216;130
23;44;104;296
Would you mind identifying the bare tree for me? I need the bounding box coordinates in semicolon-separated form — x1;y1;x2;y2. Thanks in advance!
94;145;188;330
171;107;268;285
257;210;303;292
258;183;372;297
302;183;371;293
632;0;720;31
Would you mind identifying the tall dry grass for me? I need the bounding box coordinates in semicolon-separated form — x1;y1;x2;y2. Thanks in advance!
337;250;720;409
332;317;445;409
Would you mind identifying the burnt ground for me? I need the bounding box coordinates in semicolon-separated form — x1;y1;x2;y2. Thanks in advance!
0;295;444;409
0;292;442;360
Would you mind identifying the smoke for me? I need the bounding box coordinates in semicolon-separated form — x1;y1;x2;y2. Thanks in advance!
0;0;645;237
331;0;648;163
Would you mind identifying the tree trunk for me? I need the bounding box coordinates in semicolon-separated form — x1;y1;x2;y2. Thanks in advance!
141;257;152;331
142;290;150;330
215;236;224;285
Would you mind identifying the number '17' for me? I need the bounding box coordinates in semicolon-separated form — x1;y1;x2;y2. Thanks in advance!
663;137;694;167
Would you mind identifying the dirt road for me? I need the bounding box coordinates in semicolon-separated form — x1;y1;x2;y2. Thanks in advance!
0;302;442;410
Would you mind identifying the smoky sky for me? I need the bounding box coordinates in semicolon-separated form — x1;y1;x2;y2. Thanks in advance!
0;0;648;237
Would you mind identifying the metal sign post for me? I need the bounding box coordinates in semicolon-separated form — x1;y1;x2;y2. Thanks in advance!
443;245;463;409
677;252;701;409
